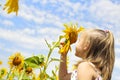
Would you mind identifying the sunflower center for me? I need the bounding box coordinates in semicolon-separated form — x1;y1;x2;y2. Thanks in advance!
69;32;77;44
1;70;5;75
13;56;22;66
40;73;47;79
26;67;32;74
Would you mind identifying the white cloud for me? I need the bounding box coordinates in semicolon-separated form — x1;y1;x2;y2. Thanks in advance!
80;21;99;28
0;8;15;18
2;20;14;26
115;47;120;54
19;4;63;28
113;47;120;71
0;56;9;69
115;57;120;69
0;26;63;50
0;28;45;50
59;0;86;12
32;0;85;19
115;32;120;42
37;27;62;35
19;4;44;23
89;0;120;26
55;0;85;18
36;27;63;44
20;28;35;35
32;0;60;4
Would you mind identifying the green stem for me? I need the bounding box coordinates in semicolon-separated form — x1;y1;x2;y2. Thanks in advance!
43;48;53;72
18;69;25;80
6;67;12;80
44;40;60;72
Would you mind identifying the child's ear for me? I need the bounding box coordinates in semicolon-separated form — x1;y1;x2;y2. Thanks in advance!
83;41;89;50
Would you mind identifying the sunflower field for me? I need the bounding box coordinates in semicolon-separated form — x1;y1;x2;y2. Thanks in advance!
0;0;84;80
0;23;84;80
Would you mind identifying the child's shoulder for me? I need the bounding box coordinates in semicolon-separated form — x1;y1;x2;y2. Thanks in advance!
77;61;95;74
78;61;93;69
76;61;95;79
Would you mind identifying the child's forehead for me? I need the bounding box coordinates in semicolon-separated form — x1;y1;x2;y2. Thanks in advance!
78;30;88;36
78;31;88;39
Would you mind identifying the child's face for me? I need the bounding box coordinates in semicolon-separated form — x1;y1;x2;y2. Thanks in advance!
75;31;88;59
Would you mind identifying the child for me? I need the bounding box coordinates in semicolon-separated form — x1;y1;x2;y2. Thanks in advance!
59;29;115;80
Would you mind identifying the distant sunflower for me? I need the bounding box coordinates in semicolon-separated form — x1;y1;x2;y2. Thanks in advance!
56;76;59;80
3;0;19;15
0;60;2;65
25;66;33;75
39;72;47;79
0;68;7;78
32;73;37;80
8;52;24;70
59;23;84;54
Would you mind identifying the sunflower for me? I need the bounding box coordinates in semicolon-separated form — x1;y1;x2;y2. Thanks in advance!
25;67;33;74
39;72;48;80
63;23;84;44
3;0;19;15
32;73;37;80
56;76;59;80
0;60;2;65
8;52;24;70
0;68;7;78
59;23;84;54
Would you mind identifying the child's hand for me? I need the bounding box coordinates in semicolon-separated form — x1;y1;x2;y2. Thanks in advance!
59;41;70;55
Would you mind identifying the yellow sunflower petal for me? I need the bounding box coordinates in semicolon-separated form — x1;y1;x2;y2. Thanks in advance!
3;0;19;15
59;23;85;55
8;52;24;70
59;40;70;54
77;26;85;32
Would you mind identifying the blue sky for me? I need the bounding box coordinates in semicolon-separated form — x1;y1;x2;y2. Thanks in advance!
0;0;120;79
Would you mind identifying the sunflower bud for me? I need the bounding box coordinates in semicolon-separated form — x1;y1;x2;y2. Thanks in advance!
26;67;32;74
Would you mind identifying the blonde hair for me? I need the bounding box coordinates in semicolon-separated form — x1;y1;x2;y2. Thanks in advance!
83;29;115;80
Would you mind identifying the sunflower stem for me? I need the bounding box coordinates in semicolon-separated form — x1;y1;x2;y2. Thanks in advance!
6;67;12;80
43;39;60;72
18;68;25;80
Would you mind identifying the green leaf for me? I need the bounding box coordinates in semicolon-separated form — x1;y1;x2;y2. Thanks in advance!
52;70;56;76
25;56;40;68
24;55;45;68
24;61;39;68
25;56;39;64
22;73;30;80
38;54;45;63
